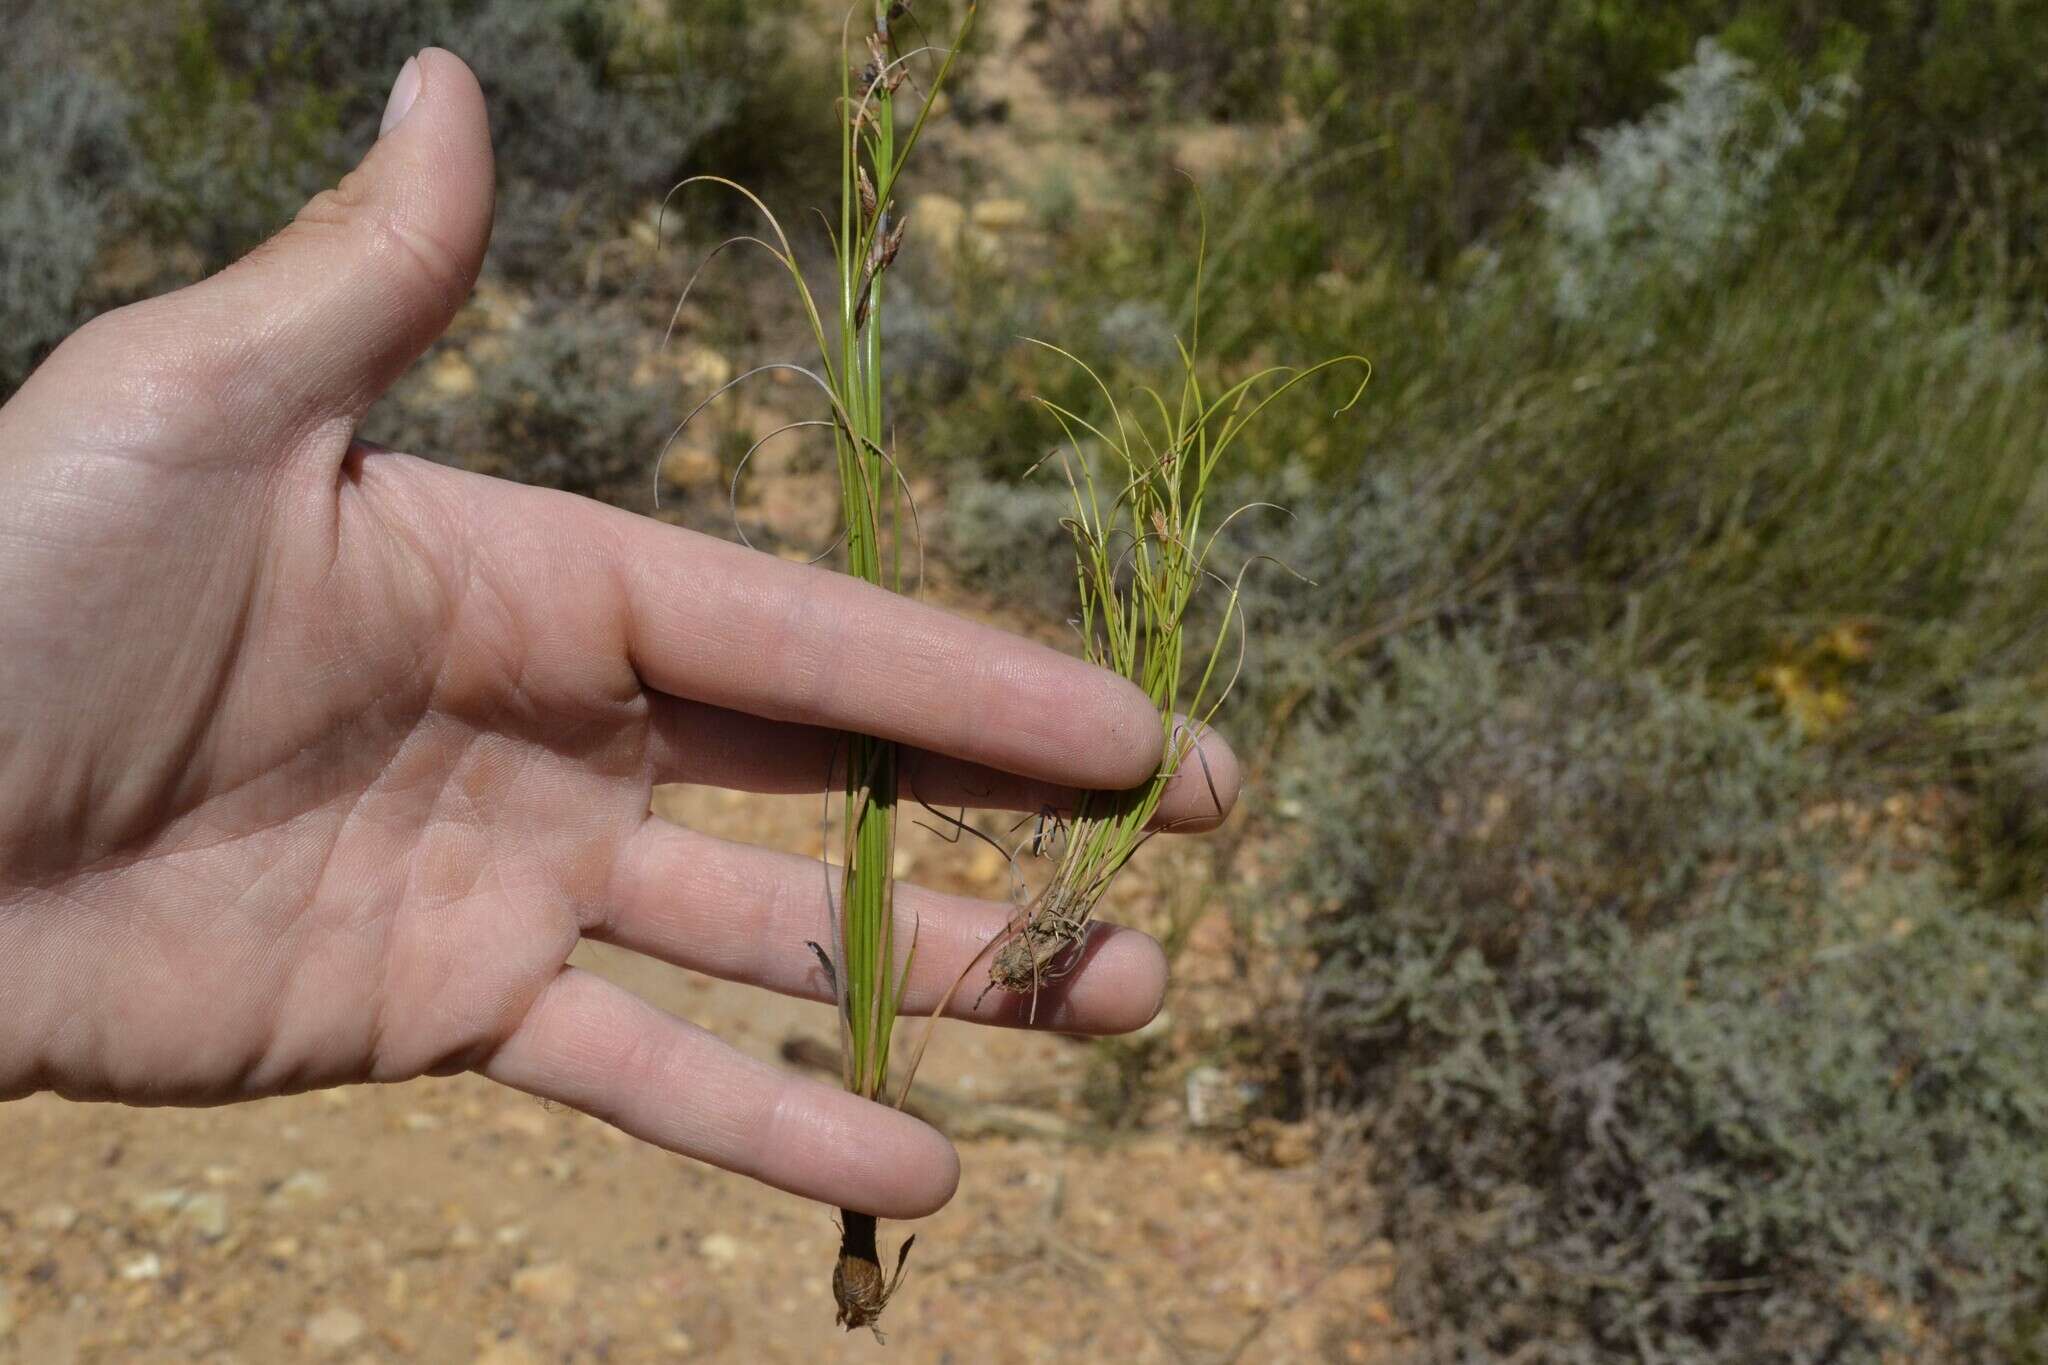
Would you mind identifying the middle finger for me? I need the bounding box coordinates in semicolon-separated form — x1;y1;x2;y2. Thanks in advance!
642;691;1242;834
593;814;1171;1035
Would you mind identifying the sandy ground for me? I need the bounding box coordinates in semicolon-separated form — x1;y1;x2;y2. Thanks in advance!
0;782;1386;1364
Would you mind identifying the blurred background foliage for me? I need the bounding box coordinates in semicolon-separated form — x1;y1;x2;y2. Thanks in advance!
5;0;2048;1358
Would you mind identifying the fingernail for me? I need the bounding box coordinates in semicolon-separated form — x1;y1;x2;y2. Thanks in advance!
379;55;422;138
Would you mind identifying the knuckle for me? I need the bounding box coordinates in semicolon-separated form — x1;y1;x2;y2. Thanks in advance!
766;586;835;720
56;303;134;359
42;301;231;448
58;300;180;381
594;1004;667;1106
368;212;474;317
288;163;376;241
296;171;474;314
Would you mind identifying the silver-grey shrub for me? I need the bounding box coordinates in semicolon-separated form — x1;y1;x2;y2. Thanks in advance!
379;305;669;499
939;476;1081;618
1298;635;2048;1361
1535;39;1852;327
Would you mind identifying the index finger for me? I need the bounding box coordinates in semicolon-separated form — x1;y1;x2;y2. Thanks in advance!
599;498;1167;791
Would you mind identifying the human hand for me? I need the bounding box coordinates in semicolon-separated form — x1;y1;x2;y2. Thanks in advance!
0;51;1238;1218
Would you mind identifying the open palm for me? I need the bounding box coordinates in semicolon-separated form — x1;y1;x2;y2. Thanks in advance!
0;51;1235;1219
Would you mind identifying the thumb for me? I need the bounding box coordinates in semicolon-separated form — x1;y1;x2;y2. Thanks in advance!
167;49;495;447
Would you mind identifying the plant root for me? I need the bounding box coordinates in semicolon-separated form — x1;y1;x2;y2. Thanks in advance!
987;919;1085;997
833;1210;915;1343
978;887;1092;1023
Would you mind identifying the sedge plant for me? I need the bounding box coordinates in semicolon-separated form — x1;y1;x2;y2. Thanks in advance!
981;239;1368;1010
661;0;976;1341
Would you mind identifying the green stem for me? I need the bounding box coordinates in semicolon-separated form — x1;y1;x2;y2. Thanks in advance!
835;1;922;1106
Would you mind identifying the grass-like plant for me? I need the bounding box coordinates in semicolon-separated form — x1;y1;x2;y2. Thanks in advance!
665;0;975;1342
815;2;973;1340
981;241;1368;1009
666;5;1361;1339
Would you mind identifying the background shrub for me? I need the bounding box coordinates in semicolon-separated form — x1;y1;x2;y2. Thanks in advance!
126;0;750;275
1024;0;1289;119
943;42;2048;740
0;0;813;504
1028;0;2048;292
927;36;2048;1342
1532;39;1852;324
0;10;141;393
380;304;672;500
938;476;1078;618
1295;637;2048;1360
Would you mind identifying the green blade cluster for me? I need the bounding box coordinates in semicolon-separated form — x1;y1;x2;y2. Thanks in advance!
988;235;1369;998
827;1;976;1104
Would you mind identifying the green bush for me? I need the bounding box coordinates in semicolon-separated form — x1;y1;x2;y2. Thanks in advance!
934;32;2048;912
1296;635;2048;1360
941;164;2048;742
1725;0;2048;296
1434;244;2048;697
1029;0;2048;293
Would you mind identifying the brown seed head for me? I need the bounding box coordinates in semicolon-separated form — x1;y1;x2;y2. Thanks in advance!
877;217;909;272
